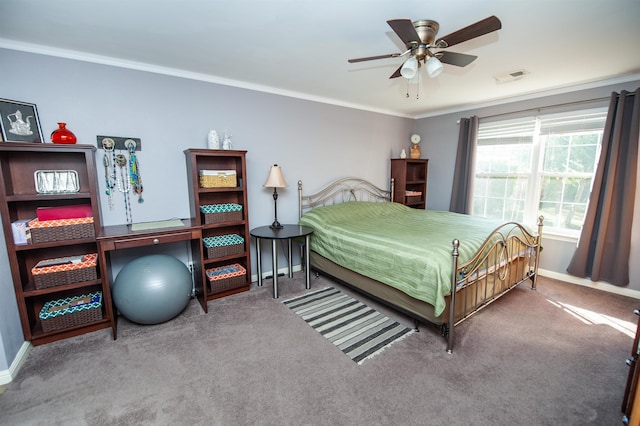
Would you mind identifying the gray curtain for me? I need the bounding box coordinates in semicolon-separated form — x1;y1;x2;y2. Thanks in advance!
567;88;639;286
449;116;479;214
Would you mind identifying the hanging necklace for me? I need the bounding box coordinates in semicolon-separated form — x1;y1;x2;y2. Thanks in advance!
115;153;132;223
125;139;144;204
101;138;116;209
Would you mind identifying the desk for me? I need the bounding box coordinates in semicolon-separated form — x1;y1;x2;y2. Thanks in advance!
250;224;313;298
97;218;203;338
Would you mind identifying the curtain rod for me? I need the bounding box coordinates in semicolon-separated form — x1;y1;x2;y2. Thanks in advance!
479;96;612;121
456;90;637;124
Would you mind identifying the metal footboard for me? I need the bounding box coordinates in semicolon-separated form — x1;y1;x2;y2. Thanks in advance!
446;216;544;353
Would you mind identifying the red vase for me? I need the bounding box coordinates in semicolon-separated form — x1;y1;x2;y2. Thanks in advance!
50;122;77;144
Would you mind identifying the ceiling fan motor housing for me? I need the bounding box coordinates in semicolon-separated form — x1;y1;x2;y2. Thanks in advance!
414;20;439;44
411;20;440;61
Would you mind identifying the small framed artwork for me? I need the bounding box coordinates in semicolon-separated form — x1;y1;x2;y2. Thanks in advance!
0;98;44;143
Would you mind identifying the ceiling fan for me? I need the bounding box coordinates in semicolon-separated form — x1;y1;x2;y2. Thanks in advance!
348;16;502;80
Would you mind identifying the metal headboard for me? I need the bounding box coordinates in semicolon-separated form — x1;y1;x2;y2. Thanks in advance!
298;177;393;219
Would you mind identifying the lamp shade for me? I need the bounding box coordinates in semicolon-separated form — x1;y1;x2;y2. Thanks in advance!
263;164;288;188
426;56;443;78
400;57;418;79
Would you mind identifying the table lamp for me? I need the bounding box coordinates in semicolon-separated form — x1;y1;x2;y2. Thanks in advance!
263;164;288;229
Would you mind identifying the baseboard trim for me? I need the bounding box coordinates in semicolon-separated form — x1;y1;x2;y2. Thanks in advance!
251;264;301;283
539;268;640;300
0;341;31;385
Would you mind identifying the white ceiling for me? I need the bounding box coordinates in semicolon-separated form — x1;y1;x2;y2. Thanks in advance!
1;0;639;118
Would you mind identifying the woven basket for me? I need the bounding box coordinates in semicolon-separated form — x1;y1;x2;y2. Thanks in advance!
206;264;247;293
30;222;95;244
199;170;237;188
204;211;242;224
40;292;103;332
206;243;243;259
203;234;245;259
34;265;97;289
32;254;98;290
209;274;246;293
200;204;243;224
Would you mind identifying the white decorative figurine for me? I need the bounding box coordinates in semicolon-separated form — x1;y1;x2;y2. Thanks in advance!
400;149;407;159
222;132;232;150
207;130;220;149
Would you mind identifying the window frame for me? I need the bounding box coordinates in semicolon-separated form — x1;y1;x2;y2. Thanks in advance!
473;107;607;238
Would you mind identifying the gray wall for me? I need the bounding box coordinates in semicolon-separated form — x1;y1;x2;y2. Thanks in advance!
0;223;20;373
417;79;640;291
0;48;413;373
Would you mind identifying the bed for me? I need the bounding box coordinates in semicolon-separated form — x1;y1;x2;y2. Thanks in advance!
297;177;543;353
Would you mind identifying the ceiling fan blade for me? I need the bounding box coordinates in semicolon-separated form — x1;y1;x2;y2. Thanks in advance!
348;53;401;63
436;15;502;48
437;51;478;67
387;19;421;46
389;65;403;79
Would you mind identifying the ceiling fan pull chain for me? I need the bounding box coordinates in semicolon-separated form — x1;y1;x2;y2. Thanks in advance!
405;78;420;99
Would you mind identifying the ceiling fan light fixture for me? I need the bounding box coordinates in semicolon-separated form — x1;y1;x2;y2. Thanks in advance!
400;57;418;79
426;56;443;78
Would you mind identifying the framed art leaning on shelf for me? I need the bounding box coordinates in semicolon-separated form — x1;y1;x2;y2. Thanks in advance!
0;98;44;143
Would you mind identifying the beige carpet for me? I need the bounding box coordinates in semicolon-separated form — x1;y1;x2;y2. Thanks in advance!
0;274;637;425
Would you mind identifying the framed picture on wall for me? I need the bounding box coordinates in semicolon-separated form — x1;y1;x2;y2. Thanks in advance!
0;98;44;143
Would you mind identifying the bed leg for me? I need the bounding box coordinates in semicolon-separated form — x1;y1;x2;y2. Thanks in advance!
413;319;420;332
530;273;537;290
440;323;454;354
441;323;449;337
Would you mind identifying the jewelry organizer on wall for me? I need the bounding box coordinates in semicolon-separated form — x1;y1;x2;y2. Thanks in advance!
99;136;144;223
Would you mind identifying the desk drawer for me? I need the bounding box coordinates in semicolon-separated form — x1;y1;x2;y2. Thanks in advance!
113;231;195;250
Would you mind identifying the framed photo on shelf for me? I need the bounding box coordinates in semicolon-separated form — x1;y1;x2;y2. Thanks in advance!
0;98;44;143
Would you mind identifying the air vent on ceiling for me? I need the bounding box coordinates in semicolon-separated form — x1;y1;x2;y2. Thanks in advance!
494;69;529;84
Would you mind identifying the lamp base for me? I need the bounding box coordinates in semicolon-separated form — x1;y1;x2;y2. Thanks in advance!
270;221;283;230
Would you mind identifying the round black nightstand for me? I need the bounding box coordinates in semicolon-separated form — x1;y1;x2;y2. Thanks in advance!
250;224;314;298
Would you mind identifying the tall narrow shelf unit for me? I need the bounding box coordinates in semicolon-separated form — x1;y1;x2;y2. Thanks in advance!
0;143;114;345
391;158;428;209
184;149;251;312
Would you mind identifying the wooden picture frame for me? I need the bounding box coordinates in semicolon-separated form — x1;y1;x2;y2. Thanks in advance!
0;98;44;143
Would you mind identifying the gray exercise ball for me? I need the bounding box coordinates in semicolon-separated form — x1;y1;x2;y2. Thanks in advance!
112;254;192;325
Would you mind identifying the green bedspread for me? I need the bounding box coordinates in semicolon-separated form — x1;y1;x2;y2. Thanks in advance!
299;202;506;316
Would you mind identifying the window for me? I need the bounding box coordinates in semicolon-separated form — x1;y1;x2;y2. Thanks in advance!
472;108;607;237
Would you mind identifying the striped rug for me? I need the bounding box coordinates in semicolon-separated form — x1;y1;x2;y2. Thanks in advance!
283;287;414;364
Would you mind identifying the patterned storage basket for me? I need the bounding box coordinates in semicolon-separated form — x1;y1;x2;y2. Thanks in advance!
39;291;103;332
206;263;247;293
28;217;95;243
32;253;98;289
200;203;243;224
203;234;244;258
199;170;237;188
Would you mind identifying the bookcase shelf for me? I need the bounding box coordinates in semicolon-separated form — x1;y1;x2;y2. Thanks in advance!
391;158;428;209
0;143;114;346
184;149;251;311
